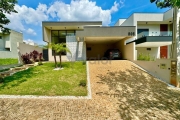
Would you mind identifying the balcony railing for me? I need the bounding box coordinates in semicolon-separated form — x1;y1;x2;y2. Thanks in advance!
137;31;172;38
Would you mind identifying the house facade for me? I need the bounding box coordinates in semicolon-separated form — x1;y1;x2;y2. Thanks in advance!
42;21;136;61
42;9;180;62
116;9;180;60
0;30;23;58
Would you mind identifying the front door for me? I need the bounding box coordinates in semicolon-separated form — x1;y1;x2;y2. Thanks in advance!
160;46;168;58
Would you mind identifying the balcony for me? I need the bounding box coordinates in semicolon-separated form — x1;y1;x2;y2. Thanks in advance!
138;31;172;39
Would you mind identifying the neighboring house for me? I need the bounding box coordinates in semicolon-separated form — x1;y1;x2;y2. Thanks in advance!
116;9;180;60
0;30;23;58
42;21;136;61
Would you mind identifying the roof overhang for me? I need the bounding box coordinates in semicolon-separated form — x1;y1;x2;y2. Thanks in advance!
42;21;102;30
128;36;172;47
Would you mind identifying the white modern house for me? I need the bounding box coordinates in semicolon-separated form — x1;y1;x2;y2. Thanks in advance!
116;9;180;61
42;21;136;61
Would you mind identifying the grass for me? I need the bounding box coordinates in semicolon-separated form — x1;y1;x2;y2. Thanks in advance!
0;58;18;65
0;62;87;96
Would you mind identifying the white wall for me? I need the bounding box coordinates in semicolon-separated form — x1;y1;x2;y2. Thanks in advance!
115;19;126;26
133;59;172;84
136;47;160;59
17;43;43;64
137;24;161;37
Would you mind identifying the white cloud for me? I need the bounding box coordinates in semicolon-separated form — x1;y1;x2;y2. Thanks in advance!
47;0;124;25
5;3;48;31
26;28;37;36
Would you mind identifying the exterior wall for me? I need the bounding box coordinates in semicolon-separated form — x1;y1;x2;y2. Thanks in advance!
124;42;135;61
137;24;161;37
0;34;5;50
48;36;86;61
17;43;43;63
76;26;136;37
136;47;160;59
164;9;173;21
66;36;77;61
43;27;51;43
121;15;134;26
133;59;172;84
114;19;126;26
0;30;23;58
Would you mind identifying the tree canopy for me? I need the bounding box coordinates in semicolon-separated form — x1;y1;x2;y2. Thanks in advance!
0;0;17;33
150;0;180;8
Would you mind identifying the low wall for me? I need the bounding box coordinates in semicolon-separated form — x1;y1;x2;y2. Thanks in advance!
17;43;43;63
133;59;172;84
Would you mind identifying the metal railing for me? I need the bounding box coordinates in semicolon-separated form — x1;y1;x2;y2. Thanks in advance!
137;31;172;38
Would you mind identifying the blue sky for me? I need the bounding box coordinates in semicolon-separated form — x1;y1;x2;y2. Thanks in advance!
6;0;170;45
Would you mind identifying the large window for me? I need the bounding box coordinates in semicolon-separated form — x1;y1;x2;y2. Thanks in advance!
51;30;75;55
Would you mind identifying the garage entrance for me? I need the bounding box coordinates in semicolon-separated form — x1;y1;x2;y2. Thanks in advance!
85;37;126;60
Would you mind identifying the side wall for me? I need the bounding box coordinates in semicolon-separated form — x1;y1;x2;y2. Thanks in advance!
133;59;171;84
17;43;43;63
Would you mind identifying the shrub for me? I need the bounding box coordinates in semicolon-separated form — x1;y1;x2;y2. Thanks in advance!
137;53;155;61
82;61;86;65
79;80;86;87
21;50;44;64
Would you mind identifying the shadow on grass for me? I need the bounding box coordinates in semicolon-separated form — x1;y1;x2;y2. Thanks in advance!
97;65;180;119
0;68;34;90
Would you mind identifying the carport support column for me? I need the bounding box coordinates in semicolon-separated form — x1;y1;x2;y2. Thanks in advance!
76;37;86;61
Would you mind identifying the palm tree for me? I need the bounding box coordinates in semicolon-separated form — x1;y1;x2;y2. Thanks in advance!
47;43;58;68
55;43;71;68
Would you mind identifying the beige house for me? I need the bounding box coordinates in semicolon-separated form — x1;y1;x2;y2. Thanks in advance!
42;21;136;61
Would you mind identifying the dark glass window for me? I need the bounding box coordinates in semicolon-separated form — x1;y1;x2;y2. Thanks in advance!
0;36;2;39
51;30;75;55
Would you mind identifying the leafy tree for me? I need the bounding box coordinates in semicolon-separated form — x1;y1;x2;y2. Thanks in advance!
0;0;17;33
150;0;180;8
47;43;71;68
55;43;71;68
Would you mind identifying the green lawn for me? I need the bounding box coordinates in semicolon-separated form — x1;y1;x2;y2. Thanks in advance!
0;58;18;65
0;62;87;96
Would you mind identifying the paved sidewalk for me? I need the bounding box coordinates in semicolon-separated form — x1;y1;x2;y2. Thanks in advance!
0;64;22;71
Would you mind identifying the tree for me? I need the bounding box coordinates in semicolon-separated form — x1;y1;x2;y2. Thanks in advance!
150;0;180;8
47;43;71;68
0;0;17;33
47;43;58;68
55;43;71;68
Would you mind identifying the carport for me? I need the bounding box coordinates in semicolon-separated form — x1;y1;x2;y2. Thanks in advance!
76;26;136;60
